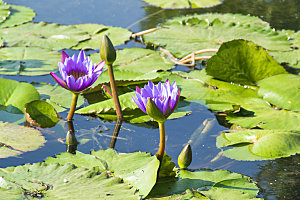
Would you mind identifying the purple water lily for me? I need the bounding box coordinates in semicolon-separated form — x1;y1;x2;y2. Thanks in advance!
132;80;180;122
50;50;105;93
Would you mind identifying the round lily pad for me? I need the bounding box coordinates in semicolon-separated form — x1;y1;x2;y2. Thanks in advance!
0;22;89;50
141;0;222;9
73;23;131;49
0;1;10;24
0;47;60;76
0;121;46;158
143;14;291;58
0;4;35;28
24;100;61;128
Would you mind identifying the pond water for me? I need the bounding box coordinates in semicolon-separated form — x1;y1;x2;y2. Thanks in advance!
1;0;300;199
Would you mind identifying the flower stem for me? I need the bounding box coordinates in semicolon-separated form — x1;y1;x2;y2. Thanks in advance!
67;93;79;121
107;64;123;120
157;121;165;162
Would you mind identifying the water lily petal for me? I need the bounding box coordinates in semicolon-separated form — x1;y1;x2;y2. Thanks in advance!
132;94;146;113
50;72;68;90
61;51;69;64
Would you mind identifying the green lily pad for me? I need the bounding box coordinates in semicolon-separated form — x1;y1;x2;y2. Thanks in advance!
269;49;300;69
153;189;209;199
73;23;131;49
0;78;40;114
0;162;139;199
0;121;46;158
0;5;35;28
33;83;85;112
143;14;291;58
0;22;89;50
148;169;259;199
0;47;60;76
216;129;300;161
24;100;61;128
0;1;10;24
257;74;300;112
45;149;160;198
141;0;222;9
206;40;287;85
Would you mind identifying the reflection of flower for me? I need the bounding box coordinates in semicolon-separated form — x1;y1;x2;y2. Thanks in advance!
50;50;105;93
132;80;180;122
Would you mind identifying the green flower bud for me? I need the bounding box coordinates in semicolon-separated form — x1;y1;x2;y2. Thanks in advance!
178;144;192;169
146;98;166;123
100;35;116;65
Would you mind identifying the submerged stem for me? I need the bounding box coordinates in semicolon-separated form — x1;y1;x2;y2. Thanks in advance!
157;121;166;162
107;64;123;120
67;93;79;121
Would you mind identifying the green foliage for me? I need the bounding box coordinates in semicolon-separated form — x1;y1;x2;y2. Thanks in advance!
0;47;60;76
0;1;10;24
0;121;45;158
0;78;40;114
206;40;287;85
141;0;222;9
24;100;61;128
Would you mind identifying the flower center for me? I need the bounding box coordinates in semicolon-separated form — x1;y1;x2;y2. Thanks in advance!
68;70;87;80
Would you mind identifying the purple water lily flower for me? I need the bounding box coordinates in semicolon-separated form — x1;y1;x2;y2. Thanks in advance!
50;50;105;93
132;80;180;122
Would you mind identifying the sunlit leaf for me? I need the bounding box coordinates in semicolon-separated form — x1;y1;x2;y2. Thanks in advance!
0;121;46;158
0;1;10;24
0;47;60;76
0;78;39;114
141;0;222;9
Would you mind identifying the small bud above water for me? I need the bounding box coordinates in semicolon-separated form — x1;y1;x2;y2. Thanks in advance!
100;35;116;65
178;144;192;169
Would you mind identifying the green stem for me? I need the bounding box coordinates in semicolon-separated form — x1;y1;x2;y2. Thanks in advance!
67;93;79;121
107;64;123;120
157;121;165;162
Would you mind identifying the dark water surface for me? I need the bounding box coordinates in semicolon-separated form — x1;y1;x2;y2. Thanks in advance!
2;0;300;199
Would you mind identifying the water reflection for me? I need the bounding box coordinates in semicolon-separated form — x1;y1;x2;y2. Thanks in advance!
66;120;78;154
109;119;123;149
257;155;300;200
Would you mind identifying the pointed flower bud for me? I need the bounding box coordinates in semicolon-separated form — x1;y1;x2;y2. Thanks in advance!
100;35;116;65
132;80;181;123
50;50;104;93
178;144;192;169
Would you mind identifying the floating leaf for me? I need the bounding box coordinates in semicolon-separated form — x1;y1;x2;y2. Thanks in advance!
0;1;10;24
141;0;222;9
0;163;139;199
0;22;89;50
0;5;35;28
206;40;287;85
148;169;259;199
24;100;61;128
74;23;131;49
143;15;291;58
0;47;60;76
269;49;300;69
0;78;39;114
33;83;85;112
45;149;160;198
217;129;300;160
0;121;46;158
257;74;300;111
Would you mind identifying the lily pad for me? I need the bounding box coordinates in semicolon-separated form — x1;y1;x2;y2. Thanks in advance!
0;47;60;76
74;23;131;49
148;168;259;199
141;0;222;9
206;40;287;85
143;14;291;58
24;100;61;128
0;121;46;158
0;78;40;114
257;74;300;111
0;1;10;24
269;49;300;69
33;83;85;112
45;149;160;198
0;22;89;50
0;162;139;199
216;129;300;160
0;5;35;28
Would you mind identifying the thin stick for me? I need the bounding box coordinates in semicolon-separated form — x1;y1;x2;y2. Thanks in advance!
157;121;165;162
131;27;162;39
107;64;123;120
66;93;79;121
127;9;164;30
180;56;212;64
159;47;195;68
179;49;218;63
